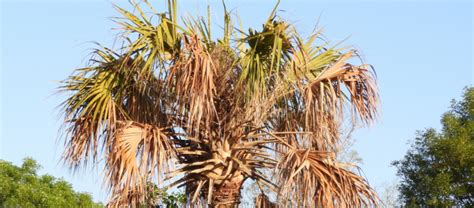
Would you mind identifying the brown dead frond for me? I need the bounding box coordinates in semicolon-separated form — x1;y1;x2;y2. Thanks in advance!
276;149;379;207
256;193;278;208
60;60;122;168
303;59;378;151
105;121;175;206
269;51;379;152
169;34;217;133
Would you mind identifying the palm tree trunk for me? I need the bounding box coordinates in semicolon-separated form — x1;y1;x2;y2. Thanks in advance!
210;177;245;208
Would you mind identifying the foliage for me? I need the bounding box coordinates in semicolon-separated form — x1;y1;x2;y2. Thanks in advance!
0;158;102;208
379;181;400;208
143;185;186;208
393;87;474;207
58;0;380;207
156;189;186;208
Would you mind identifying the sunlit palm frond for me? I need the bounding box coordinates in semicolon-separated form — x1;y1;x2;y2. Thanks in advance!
238;1;293;100
60;48;124;167
268;45;378;151
276;149;379;207
255;193;277;208
106;121;175;207
114;0;181;79
300;54;378;150
169;34;217;133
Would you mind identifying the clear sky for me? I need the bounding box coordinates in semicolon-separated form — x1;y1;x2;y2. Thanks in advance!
1;0;472;203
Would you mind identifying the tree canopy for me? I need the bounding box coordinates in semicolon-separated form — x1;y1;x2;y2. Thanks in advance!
0;158;102;207
393;87;474;207
58;0;380;207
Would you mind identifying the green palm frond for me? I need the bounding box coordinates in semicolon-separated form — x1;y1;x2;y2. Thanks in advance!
114;0;182;79
60;47;125;167
237;2;294;99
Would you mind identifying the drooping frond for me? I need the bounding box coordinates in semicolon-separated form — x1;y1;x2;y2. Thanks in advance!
255;193;278;208
268;47;379;151
60;46;176;207
276;149;379;207
106;122;174;207
60;48;124;167
169;34;217;132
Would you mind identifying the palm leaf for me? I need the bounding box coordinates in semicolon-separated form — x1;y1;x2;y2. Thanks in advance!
276;149;379;207
106;121;175;207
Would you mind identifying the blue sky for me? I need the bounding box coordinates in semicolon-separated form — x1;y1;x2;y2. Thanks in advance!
1;0;472;203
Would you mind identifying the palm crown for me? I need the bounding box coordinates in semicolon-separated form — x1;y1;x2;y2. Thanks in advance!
59;1;380;207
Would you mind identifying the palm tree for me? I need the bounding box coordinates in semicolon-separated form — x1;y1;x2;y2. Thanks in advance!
59;1;380;207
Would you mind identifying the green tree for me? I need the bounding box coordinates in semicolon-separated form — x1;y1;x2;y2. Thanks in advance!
155;189;186;208
58;1;380;207
0;158;103;208
142;184;186;208
393;87;474;207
